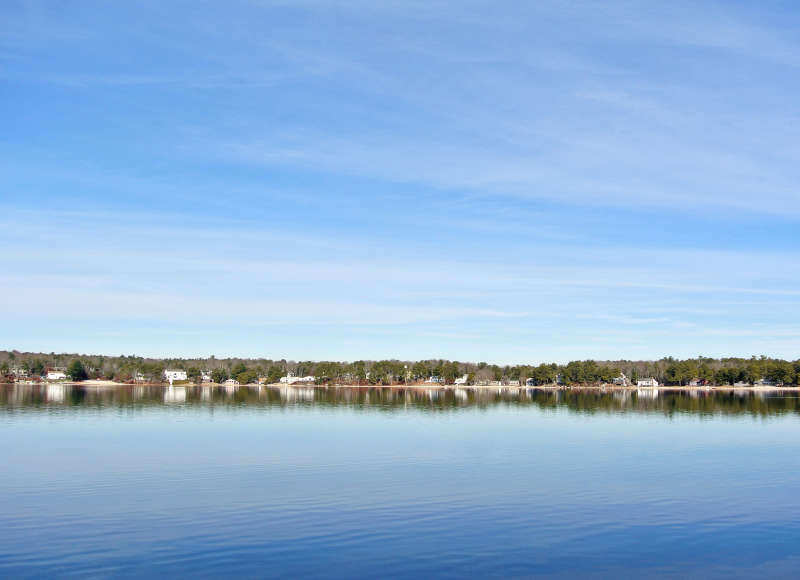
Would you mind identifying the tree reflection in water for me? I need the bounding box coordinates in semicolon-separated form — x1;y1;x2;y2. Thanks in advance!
3;384;800;417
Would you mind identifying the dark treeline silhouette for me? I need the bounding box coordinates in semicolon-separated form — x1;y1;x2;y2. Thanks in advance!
1;350;799;386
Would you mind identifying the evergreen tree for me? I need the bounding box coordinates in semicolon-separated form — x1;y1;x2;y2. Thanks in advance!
67;360;88;381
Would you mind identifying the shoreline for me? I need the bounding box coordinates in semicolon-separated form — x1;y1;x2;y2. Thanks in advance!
4;381;799;393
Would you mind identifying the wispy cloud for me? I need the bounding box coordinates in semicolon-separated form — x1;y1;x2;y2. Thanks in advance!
3;1;800;359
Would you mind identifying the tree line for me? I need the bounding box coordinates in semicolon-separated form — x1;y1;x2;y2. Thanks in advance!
1;351;799;386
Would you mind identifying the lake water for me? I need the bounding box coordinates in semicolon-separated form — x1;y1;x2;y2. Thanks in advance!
3;384;800;578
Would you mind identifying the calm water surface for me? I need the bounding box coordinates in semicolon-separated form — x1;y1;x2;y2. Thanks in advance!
3;385;800;578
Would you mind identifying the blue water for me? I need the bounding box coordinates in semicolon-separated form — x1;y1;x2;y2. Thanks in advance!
3;385;800;578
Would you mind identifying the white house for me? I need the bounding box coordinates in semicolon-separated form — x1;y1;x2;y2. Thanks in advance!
454;374;469;385
201;371;212;383
46;370;67;381
163;369;187;384
222;378;240;395
637;377;659;387
280;373;315;384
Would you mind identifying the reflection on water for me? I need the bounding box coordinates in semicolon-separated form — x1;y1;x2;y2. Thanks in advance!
3;384;800;416
4;383;800;579
163;386;186;404
45;383;65;403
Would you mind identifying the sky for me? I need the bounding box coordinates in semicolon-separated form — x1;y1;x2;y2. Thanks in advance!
1;0;799;363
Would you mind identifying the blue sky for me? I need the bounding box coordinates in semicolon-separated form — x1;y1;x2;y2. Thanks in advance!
2;0;799;363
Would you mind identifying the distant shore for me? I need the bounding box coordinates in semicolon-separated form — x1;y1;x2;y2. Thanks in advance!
4;380;799;392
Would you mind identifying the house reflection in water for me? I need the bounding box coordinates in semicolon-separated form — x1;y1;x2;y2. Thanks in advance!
424;388;442;402
453;388;468;403
276;386;315;403
164;386;186;404
613;390;632;403
4;385;800;419
46;383;66;403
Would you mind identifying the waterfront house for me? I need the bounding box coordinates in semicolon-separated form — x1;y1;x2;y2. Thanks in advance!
454;374;469;385
46;369;67;381
10;367;29;379
222;378;240;388
425;376;443;384
280;373;316;384
525;378;536;386
754;378;777;387
688;378;710;387
612;373;629;386
163;369;187;383
200;371;212;383
637;377;659;387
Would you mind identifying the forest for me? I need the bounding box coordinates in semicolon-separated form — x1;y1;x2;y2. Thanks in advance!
1;351;798;386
